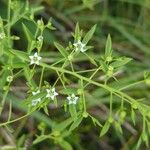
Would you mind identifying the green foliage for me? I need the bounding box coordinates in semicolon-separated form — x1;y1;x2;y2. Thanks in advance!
0;0;150;149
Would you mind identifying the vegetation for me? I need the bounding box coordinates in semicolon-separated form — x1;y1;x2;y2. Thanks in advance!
0;0;150;149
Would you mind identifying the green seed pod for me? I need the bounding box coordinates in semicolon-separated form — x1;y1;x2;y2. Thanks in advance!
108;116;114;123
131;102;138;109
107;70;113;77
53;131;60;137
82;111;88;118
120;110;126;119
106;56;112;62
68;55;73;61
38;122;46;131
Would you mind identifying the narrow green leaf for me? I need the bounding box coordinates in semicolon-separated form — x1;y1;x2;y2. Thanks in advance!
142;132;149;147
17;134;26;148
59;88;77;95
69;116;83;131
54;42;68;59
23;67;35;87
43;106;49;115
10;49;29;61
82;24;97;45
69;104;77;121
111;57;132;68
115;121;123;134
85;53;97;66
0;70;10;88
105;34;112;58
90;115;102;127
33;135;50;145
136;137;142;150
0;43;4;56
54;118;74;132
131;108;136;125
59;139;73;150
74;22;80;41
11;62;27;68
22;23;34;42
100;121;110;137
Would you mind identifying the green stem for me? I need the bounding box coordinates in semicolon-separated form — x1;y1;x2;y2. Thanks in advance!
0;111;34;127
143;116;146;132
39;66;45;89
0;83;11;116
109;92;113;116
7;0;11;38
81;79;86;112
84;66;101;88
119;80;144;91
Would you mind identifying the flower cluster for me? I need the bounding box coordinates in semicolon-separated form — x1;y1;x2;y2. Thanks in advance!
30;87;79;107
32;90;41;106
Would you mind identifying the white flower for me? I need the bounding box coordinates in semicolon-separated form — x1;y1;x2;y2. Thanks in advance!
32;99;41;106
37;35;43;42
0;32;5;40
29;52;42;65
46;88;58;100
73;40;86;52
31;90;41;106
67;94;79;105
32;90;40;96
6;76;13;82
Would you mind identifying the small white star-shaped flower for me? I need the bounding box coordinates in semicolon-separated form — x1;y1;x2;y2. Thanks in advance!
31;90;41;106
0;32;5;40
32;99;41;106
73;40;86;52
29;52;42;65
67;94;79;105
32;90;40;96
46;88;58;100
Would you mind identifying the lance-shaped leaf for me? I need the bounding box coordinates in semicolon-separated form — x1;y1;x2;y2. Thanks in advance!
54;42;68;59
82;24;97;45
90;115;102;127
105;34;112;58
111;57;132;68
131;108;136;125
59;139;73;150
0;43;4;56
69;116;83;131
69;104;77;121
100;121;110;137
74;22;80;41
33;135;51;145
53;117;74;132
22;23;34;43
142;132;149;147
